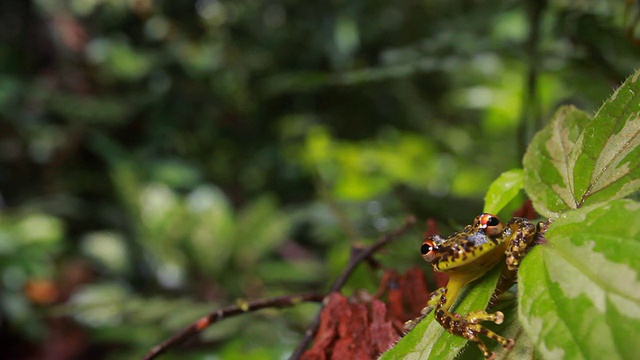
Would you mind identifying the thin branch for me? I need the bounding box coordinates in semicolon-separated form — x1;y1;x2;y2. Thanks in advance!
288;215;416;360
143;215;416;360
143;292;324;360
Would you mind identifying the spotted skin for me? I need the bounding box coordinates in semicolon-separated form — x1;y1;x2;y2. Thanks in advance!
405;214;537;359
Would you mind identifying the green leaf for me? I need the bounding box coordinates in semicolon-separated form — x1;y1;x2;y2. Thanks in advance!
484;169;524;214
523;105;590;218
518;199;640;360
380;265;503;360
523;70;640;218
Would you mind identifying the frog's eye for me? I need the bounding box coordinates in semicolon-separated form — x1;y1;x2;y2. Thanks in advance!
485;216;500;226
421;239;437;262
478;213;504;236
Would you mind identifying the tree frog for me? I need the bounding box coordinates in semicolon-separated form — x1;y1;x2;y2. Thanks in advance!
405;213;537;359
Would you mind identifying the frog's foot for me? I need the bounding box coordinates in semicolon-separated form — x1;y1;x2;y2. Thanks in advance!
403;317;421;331
444;310;514;359
505;253;520;271
403;303;436;330
505;217;537;271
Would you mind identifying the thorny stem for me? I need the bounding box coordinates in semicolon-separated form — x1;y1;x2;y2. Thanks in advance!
288;215;416;360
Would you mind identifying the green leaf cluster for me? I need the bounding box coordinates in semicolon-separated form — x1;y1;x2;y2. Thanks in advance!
383;69;640;359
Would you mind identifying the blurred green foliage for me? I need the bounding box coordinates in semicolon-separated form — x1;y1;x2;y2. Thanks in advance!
0;0;639;358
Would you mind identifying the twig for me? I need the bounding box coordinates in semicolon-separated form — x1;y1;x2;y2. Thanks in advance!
288;215;416;360
143;292;324;360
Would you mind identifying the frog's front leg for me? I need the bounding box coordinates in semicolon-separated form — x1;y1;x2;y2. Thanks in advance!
504;217;537;271
403;287;445;331
433;287;514;360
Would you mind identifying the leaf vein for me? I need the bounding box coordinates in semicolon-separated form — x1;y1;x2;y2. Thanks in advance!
580;115;640;206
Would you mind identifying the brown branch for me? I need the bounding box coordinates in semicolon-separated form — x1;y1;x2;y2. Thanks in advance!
288;215;416;360
143;292;324;360
143;215;416;360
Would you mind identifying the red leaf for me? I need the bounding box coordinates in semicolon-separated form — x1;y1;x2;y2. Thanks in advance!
301;292;401;360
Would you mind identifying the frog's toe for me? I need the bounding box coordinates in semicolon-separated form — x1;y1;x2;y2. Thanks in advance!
506;256;519;271
462;310;504;325
420;304;435;316
505;338;515;350
403;317;421;331
473;338;495;360
494;311;504;324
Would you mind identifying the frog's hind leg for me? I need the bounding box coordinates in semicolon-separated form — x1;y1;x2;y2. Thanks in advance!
463;321;515;360
480;326;515;351
438;308;514;359
461;315;515;359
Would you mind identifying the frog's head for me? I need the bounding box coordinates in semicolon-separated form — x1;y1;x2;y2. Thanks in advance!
420;214;507;271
